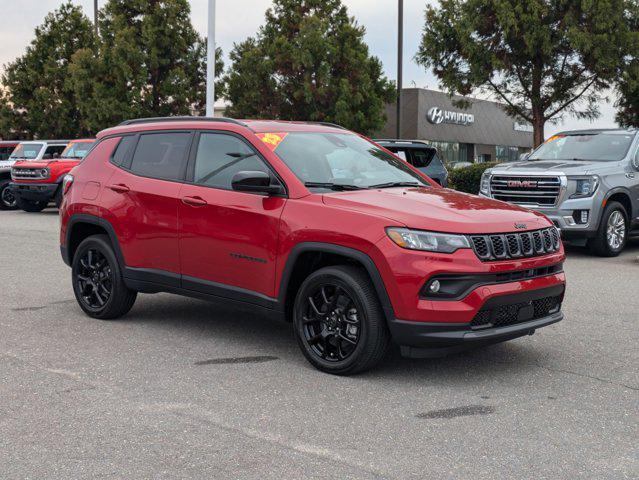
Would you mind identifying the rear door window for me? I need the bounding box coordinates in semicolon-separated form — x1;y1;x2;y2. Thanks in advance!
129;132;191;181
0;146;15;160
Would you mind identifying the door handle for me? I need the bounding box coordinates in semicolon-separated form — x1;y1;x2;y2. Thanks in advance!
181;196;208;207
108;184;130;193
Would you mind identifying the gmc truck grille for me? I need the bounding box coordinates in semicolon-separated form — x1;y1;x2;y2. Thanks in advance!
12;168;48;180
469;227;561;261
470;294;562;329
490;175;561;206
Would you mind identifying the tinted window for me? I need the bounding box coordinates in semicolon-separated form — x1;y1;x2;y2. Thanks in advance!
44;145;67;158
193;133;270;189
386;147;409;162
130;132;191;180
0;146;15;160
111;136;136;166
409;148;436;168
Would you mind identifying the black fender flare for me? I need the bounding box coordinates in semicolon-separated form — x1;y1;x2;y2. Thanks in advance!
64;214;126;267
277;242;396;322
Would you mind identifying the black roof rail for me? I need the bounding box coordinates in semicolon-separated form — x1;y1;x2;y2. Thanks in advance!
118;116;248;127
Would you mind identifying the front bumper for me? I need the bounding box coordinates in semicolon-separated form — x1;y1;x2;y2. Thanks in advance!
10;183;58;203
389;284;564;357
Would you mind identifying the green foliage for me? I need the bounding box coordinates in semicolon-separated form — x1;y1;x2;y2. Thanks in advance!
448;162;497;194
223;0;395;135
616;1;639;127
416;0;635;146
68;0;223;133
0;2;95;139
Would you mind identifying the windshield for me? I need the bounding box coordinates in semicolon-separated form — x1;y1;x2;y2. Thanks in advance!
529;133;634;162
263;132;429;189
61;141;94;160
9;143;43;160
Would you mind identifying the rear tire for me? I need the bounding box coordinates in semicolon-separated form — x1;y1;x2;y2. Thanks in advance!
72;234;137;320
17;198;47;213
0;179;17;210
588;201;628;257
293;265;390;375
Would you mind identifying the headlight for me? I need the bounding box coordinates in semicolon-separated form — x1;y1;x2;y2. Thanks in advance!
479;171;491;195
569;175;598;198
386;227;471;253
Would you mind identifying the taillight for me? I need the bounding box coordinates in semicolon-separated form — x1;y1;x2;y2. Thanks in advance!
62;174;74;195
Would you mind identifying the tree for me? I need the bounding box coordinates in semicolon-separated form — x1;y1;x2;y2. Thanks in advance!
615;1;639;127
416;0;635;146
223;0;395;135
0;2;95;139
69;0;224;133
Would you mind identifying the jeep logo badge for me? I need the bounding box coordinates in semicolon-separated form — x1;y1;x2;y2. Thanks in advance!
507;180;537;188
514;223;527;229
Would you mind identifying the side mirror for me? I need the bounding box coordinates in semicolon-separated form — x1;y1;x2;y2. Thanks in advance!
633;150;639;170
231;171;284;195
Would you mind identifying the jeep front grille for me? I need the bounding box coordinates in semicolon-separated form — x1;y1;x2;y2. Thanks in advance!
490;175;561;206
469;227;561;261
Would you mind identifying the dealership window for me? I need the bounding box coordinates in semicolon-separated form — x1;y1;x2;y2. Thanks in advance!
426;141;467;165
496;145;520;163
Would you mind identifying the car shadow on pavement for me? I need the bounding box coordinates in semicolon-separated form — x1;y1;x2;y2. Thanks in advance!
563;238;639;258
122;294;549;383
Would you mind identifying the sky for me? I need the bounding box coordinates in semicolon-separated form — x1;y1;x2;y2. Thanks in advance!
0;0;620;136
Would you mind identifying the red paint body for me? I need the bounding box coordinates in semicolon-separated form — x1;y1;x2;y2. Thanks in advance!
60;120;565;328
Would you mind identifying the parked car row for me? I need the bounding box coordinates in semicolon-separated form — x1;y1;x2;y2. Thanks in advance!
0;139;95;211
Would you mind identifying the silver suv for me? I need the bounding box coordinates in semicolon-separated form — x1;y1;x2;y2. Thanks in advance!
480;129;639;256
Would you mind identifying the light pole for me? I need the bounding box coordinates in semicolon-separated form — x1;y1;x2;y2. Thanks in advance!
396;0;403;139
94;0;98;36
206;0;216;117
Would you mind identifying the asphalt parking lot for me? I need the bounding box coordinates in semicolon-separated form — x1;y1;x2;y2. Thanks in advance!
1;209;637;479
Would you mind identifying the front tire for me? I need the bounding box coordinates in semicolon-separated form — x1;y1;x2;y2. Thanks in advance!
72;234;137;320
293;265;390;375
588;201;628;257
0;179;17;210
17;198;47;213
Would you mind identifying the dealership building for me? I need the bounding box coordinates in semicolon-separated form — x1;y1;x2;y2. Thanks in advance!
377;88;534;164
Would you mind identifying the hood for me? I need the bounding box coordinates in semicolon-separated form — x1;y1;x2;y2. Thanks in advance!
491;159;619;175
322;187;550;234
12;160;55;169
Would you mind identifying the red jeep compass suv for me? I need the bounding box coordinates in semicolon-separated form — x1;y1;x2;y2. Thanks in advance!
59;117;566;374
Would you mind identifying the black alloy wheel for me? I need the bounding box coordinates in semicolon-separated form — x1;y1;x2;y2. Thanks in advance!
72;235;137;319
76;248;113;310
301;283;362;362
293;265;389;375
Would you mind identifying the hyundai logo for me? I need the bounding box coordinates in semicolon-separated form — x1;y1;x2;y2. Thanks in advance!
426;106;474;126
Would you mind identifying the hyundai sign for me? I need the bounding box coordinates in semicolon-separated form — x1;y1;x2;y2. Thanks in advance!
426;106;474;126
